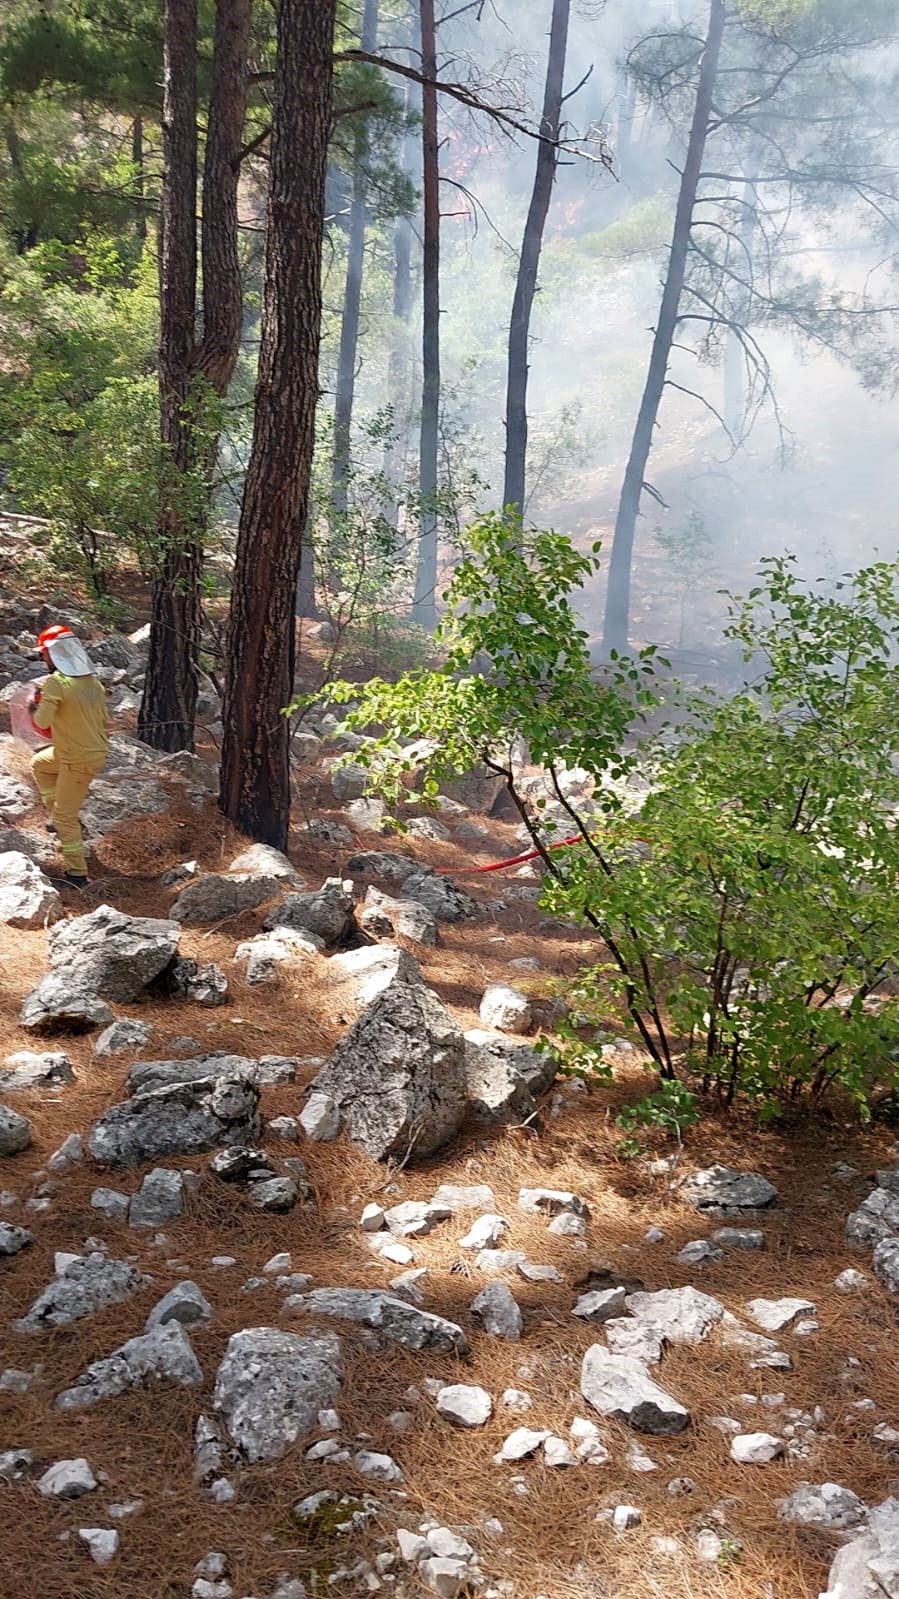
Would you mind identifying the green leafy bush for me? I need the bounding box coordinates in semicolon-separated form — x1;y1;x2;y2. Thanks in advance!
313;521;899;1120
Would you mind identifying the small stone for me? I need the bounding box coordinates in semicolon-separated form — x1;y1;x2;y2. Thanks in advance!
667;1477;696;1496
573;1287;626;1323
517;1260;563;1283
548;1211;588;1238
544;1435;578;1467
397;1529;429;1563
79;1528;119;1565
129;1167;184;1228
745;1297;816;1333
677;1239;723;1264
47;1132;83;1171
714;1227;765;1251
0;1104;31;1155
384;1198;452;1237
268;1115;299;1141
581;1346;690;1435
421;1557;474;1598
779;1482;868;1530
479;984;533;1034
627;1440;658;1473
495;1428;548;1462
460;1213;509;1251
730;1432;785;1464
91;1187;129;1222
437;1384;493;1428
265;1252;293;1273
145;1281;212;1331
372;1237;414;1265
0;1448;34;1480
390;1268;428;1305
353;1450;403;1481
696;1529;726;1562
38;1458;98;1498
502;1388;532;1411
361;1204;386;1232
470;1281;523;1340
613;1505;642;1531
519;1186;588;1219
300;1091;341;1142
94;1019;154;1057
0;1222;32;1255
644;1226;664;1243
475;1248;528;1274
250;1177;298;1212
680;1165;777;1213
605;1318;665;1363
834;1268;868;1293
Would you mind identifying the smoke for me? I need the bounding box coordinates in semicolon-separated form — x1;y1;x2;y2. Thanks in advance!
348;0;899;657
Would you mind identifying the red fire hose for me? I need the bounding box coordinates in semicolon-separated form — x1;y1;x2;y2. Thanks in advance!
435;834;587;875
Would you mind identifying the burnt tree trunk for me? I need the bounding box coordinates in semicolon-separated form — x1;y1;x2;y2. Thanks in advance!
332;0;380;519
411;0;440;630
601;0;725;656
502;0;570;519
140;0;251;751
139;0;201;751
219;0;338;846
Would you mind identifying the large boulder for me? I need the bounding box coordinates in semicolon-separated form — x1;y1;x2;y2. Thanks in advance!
440;764;505;814
0;851;62;927
289;1288;469;1356
624;1287;725;1347
228;844;305;885
124;1053;295;1096
0;827;55;867
580;1346;690;1436
398;867;476;923
0;770;32;822
324;944;423;1014
80;779;170;839
0;1050;75;1091
358;886;437;947
19;980;113;1035
15;1254;149;1332
312;976;467;1161
55;1323;202;1411
344;851;417;887
873;1236;899;1295
44;903;181;1001
463;1030;555;1124
213;1327;342;1463
821;1497;899;1599
679;1165;777;1213
264;878;354;947
88;1072;261;1167
170;873;284;925
846;1187;899;1247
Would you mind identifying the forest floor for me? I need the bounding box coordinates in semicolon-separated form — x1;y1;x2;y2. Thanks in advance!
1;564;897;1599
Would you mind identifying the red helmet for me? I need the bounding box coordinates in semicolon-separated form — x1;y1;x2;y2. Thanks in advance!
38;625;75;651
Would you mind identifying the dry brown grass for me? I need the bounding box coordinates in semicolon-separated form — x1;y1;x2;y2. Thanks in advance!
1;762;898;1599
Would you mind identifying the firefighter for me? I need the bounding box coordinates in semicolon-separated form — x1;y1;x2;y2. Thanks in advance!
27;625;109;887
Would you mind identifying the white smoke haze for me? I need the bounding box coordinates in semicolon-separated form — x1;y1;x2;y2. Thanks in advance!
342;0;899;662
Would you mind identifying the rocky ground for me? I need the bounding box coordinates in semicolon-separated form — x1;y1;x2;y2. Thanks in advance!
1;566;899;1599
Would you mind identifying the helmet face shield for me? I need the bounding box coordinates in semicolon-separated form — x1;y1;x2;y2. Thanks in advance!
36;626;94;677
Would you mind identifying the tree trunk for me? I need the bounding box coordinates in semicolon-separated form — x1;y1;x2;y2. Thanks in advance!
411;0;439;630
139;0;200;751
219;0;338;847
140;0;251;751
383;65;416;488
601;0;726;656
502;0;570;518
332;0;380;519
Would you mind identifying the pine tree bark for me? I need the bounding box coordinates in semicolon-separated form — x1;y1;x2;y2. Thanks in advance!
332;0;379;519
601;0;726;656
140;0;251;751
503;0;570;519
411;0;440;630
219;0;338;847
139;0;201;751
